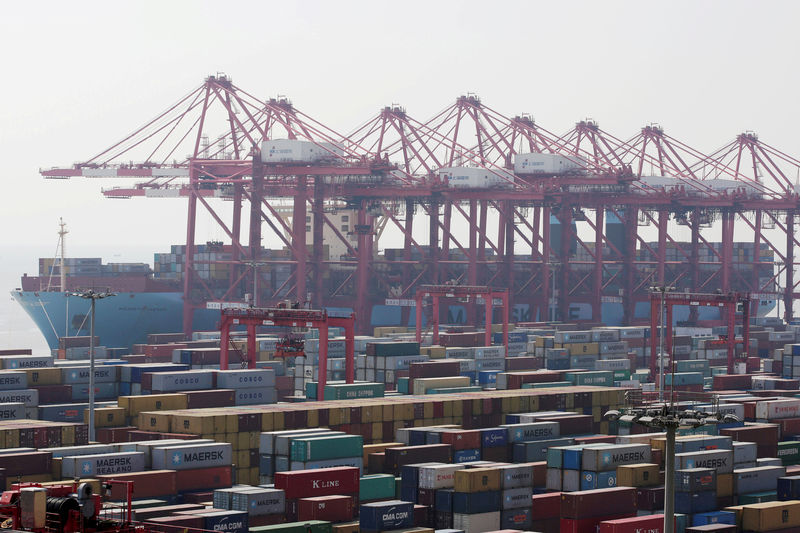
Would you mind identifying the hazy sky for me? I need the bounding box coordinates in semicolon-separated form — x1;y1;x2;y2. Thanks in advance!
1;0;799;259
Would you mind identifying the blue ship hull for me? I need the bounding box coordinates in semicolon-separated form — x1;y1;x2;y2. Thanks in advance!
14;291;777;351
11;290;220;350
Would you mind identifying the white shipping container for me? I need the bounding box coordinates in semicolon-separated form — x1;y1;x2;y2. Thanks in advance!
150;370;214;392
230;488;285;516
216;369;275;388
418;464;465;489
260;139;340;164
0;356;53;369
755;398;800;420
151;442;232;470
438;166;514;189
61;452;145;477
235;387;277;406
677;449;733;474
453;511;501;533
513;153;585;175
581;444;651;472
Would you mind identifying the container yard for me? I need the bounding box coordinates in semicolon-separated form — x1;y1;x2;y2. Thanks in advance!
0;315;798;532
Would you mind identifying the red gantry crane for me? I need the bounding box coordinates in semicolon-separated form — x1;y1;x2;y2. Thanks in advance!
41;74;800;338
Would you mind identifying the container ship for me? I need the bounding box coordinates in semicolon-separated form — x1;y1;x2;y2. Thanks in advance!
13;235;778;351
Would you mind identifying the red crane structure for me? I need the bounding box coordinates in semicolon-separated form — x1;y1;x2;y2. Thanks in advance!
414;284;509;351
218;306;355;401
41;74;800;336
649;291;750;376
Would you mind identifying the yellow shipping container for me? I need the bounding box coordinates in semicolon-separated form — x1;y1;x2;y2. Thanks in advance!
742;501;800;532
454;468;501;493
616;463;659;487
138;411;171;433
85;407;126;428
24;368;62;386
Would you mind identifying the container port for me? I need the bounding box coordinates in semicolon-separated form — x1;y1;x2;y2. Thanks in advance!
11;50;800;533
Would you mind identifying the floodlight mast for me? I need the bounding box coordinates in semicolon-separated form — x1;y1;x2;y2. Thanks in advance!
604;401;738;533
71;289;115;442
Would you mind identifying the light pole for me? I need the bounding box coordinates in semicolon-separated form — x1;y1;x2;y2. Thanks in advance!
72;289;115;442
650;285;675;401
550;261;559;322
244;261;269;307
605;403;739;533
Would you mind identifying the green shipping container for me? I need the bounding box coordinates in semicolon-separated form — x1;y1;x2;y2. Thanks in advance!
360;474;396;501
613;370;631;381
250;521;332;533
738;490;777;504
778;441;800;465
397;377;410;394
675;360;709;374
323;383;385;401
290;434;364;462
565;371;614;387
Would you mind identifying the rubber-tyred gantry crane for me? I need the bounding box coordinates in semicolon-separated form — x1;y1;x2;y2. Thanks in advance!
414;284;509;353
649;291;750;376
40;74;800;337
219;306;355;401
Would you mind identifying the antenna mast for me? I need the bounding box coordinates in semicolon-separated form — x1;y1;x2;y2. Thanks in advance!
58;218;68;292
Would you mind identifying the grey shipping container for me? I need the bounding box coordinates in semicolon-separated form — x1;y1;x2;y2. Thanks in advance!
61;452;145;477
0;389;38;407
151;442;232;471
216;369;275;389
150;371;214;392
0;371;26;391
0;403;25;420
581;444;652;472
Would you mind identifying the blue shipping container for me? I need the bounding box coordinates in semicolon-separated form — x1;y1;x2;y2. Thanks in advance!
452;491;501;514
360;500;414;531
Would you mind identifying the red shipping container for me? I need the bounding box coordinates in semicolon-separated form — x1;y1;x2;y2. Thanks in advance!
384;444;451;475
561;514;635;533
184;389;235;409
98;470;177;500
144;343;188;358
248;514;285;527
274;467;360;500
712;374;752;390
539;414;593;436
599;514;667;533
180;491;214;504
175;466;232;492
561;487;637;519
409;361;462;379
439;429;481;450
510;370;567;389
134;504;205;521
34;385;72;404
636;486;664;511
532;492;561;520
297;495;354;522
143;515;205;533
0;452;51;477
505;357;541;371
96;426;136;444
413;504;429;527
